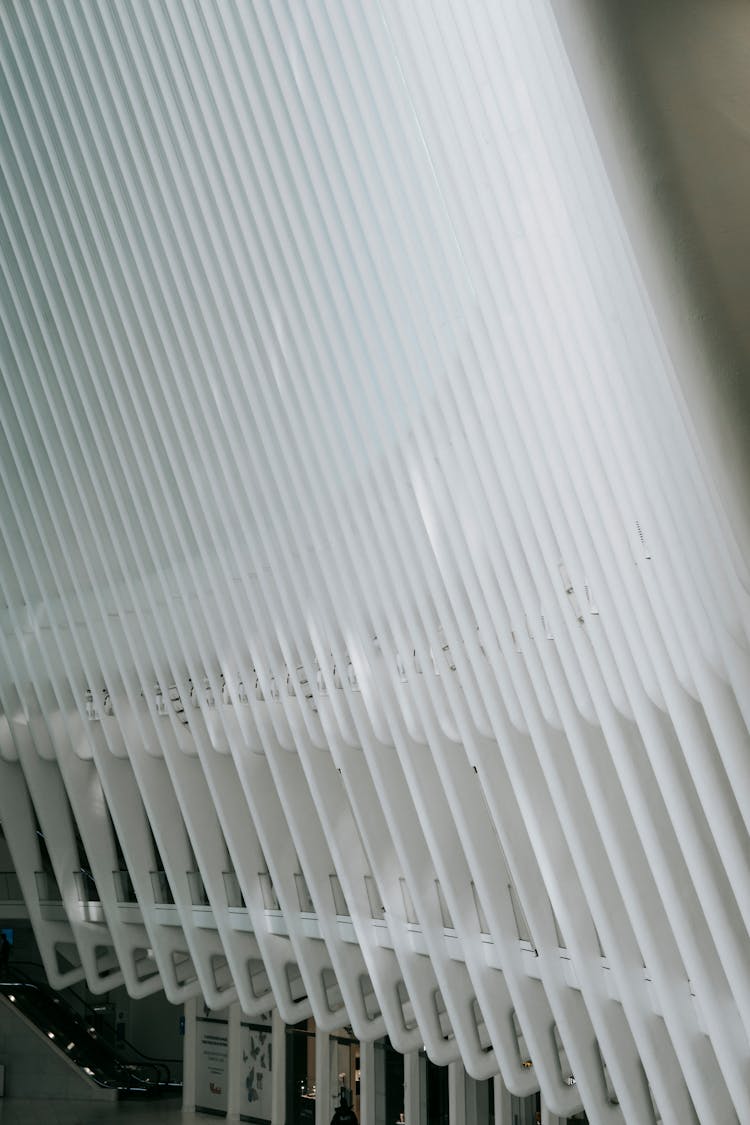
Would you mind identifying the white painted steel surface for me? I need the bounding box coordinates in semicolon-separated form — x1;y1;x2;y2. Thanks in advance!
1;3;748;1123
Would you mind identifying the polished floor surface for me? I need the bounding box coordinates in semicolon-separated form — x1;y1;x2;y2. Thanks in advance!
0;1100;211;1125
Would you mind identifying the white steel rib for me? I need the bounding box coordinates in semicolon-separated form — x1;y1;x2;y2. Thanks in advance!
1;2;749;1122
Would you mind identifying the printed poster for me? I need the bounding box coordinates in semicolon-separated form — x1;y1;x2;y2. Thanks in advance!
196;1016;229;1114
240;1020;273;1123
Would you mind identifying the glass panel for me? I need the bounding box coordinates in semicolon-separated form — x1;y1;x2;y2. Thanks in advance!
510;1091;540;1125
34;870;62;902
149;870;175;905
259;872;280;911
364;876;385;920
294;872;315;913
332;1028;361;1122
425;1056;449;1125
222;870;245;908
468;1077;495;1125
399;878;418;925
435;880;454;929
471;882;490;935
73;870;100;903
286;1020;316;1125
329;874;349;917
376;1037;405;1125
187;870;209;906
508;883;534;945
112;870;137;903
0;872;22;901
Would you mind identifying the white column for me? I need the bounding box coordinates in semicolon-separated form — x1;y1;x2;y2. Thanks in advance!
419;1056;427;1125
360;1038;377;1125
448;1061;466;1125
227;1001;243;1122
374;1041;387;1125
316;1026;332;1125
182;996;197;1113
464;1074;478;1125
404;1050;422;1125
272;1009;286;1125
541;1102;562;1125
493;1075;513;1125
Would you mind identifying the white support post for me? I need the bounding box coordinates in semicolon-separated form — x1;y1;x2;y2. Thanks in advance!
448;1061;466;1125
404;1050;422;1125
493;1074;513;1125
316;1026;332;1125
360;1038;377;1125
227;1001;243;1122
464;1073;478;1125
541;1102;562;1125
182;995;197;1113
272;1008;286;1125
374;1041;387;1125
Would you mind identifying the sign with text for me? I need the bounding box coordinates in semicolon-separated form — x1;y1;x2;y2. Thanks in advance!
196;1016;229;1114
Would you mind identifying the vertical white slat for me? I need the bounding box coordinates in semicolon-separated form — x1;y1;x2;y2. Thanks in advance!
0;1;747;1120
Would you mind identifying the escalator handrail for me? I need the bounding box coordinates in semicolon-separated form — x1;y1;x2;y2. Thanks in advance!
2;966;177;1087
8;961;181;1067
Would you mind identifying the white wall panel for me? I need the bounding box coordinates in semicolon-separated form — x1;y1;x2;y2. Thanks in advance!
1;3;748;1122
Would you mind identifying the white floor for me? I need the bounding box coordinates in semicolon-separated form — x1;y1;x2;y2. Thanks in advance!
0;1101;212;1125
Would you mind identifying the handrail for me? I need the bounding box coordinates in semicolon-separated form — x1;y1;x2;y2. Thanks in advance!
0;870;23;900
34;870;62;902
2;976;172;1089
12;961;112;1040
4;963;181;1082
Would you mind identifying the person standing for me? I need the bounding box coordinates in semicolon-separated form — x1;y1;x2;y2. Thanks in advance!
331;1088;358;1125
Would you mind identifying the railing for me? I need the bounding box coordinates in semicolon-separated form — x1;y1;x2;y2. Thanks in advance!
149;870;175;905
258;872;280;910
0;871;23;901
329;873;349;917
73;869;100;903
186;870;209;907
11;960;115;1043
34;870;62;902
2;961;183;1087
294;873;315;913
112;869;138;904
222;871;246;908
364;875;385;920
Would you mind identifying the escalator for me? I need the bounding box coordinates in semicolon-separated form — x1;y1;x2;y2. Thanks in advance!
0;964;180;1098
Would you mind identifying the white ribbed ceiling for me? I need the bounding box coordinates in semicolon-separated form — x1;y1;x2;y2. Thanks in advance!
1;3;749;1123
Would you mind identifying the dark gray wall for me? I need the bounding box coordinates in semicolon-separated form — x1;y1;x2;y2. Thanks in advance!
551;0;750;580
